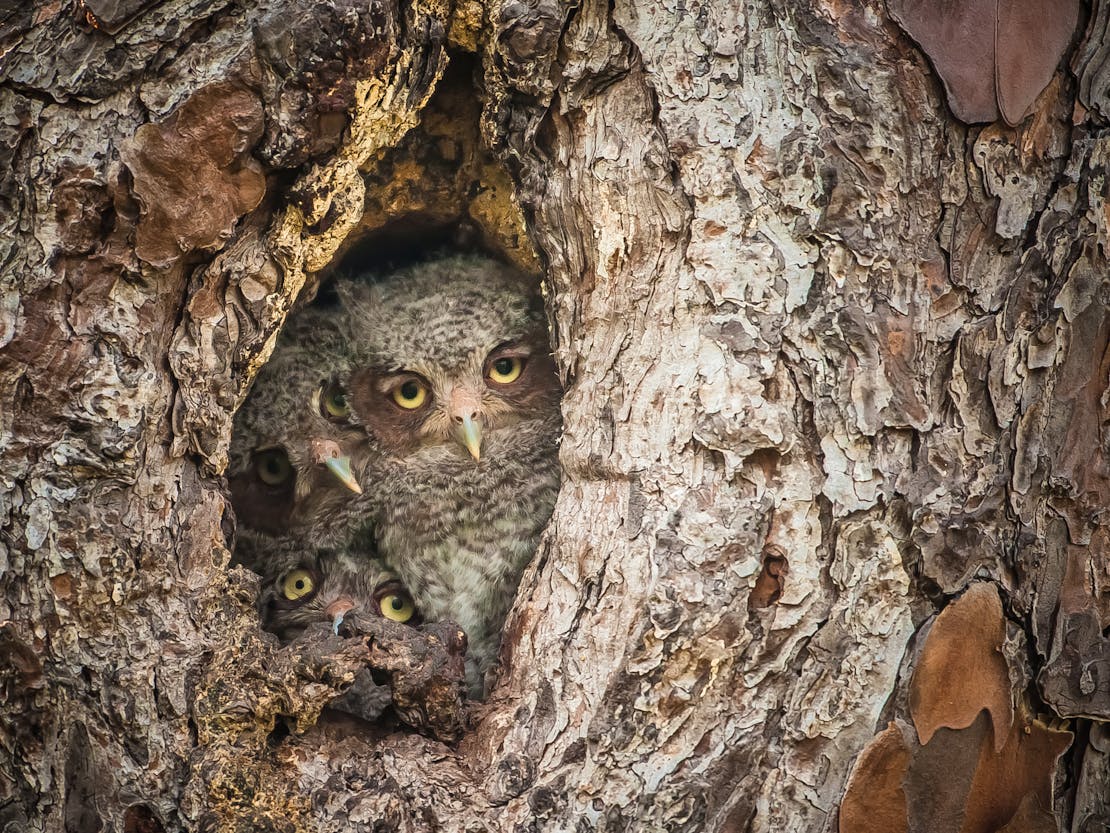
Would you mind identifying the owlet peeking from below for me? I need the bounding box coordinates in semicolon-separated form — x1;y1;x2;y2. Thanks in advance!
259;545;422;724
338;255;562;697
229;306;366;570
258;546;419;642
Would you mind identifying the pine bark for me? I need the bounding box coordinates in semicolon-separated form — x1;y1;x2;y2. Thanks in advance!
1;0;1108;831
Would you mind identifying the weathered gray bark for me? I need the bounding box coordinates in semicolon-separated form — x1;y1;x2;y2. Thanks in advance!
1;0;1108;831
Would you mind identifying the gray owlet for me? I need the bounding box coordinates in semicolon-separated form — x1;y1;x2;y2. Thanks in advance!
258;546;420;723
229;305;366;569
258;547;419;641
338;255;562;696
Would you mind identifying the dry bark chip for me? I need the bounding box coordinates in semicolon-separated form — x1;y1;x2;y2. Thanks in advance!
909;582;1013;751
120;82;266;269
1040;544;1110;717
838;722;911;833
82;0;160;34
960;711;1072;833
887;0;1079;125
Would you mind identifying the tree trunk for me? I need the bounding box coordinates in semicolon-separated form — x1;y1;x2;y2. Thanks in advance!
2;0;1108;831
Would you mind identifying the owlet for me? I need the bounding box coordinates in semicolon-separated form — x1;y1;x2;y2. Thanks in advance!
258;546;419;642
338;255;562;696
229;305;366;570
258;545;421;724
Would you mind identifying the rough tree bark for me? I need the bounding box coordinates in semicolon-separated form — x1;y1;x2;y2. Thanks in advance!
1;0;1108;831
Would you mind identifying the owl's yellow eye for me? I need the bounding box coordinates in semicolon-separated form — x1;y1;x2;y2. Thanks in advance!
255;450;293;487
391;379;428;410
281;569;316;601
487;356;523;384
379;592;415;623
320;383;351;420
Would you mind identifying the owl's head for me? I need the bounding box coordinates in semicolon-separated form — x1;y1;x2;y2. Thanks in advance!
337;256;561;464
259;548;420;642
229;308;364;539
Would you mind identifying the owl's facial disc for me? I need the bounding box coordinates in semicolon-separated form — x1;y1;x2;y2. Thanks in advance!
347;329;558;461
264;557;421;641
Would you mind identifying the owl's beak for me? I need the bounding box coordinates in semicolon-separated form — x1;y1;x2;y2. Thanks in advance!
325;456;362;494
326;598;355;634
311;439;362;494
448;388;484;461
455;414;483;461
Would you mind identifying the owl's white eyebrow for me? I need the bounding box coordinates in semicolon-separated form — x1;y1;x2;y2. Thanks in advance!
489;341;533;357
374;372;424;394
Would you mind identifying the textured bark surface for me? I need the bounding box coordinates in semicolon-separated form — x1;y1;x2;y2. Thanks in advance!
2;0;1109;831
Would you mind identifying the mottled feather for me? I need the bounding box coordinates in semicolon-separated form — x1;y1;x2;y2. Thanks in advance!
228;305;367;569
339;255;562;696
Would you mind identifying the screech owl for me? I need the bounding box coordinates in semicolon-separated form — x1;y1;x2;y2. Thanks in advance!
258;545;422;724
337;254;562;696
229;305;366;569
258;546;419;642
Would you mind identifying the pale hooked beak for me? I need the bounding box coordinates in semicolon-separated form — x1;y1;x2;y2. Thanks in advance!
311;439;362;494
325;456;362;494
449;388;484;461
326;598;355;635
456;414;483;461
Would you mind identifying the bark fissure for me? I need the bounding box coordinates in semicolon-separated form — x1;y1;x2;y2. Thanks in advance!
4;0;1110;830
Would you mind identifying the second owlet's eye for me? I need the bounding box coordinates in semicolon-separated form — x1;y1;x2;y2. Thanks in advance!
392;379;428;410
281;568;316;601
488;356;523;384
379;592;416;623
255;449;293;487
320;382;351;420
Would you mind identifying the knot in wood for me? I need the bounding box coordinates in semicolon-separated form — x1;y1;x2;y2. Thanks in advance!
487;752;535;805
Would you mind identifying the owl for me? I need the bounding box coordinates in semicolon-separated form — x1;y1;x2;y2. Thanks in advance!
258;545;421;724
338;254;562;696
258;546;419;642
229;305;367;569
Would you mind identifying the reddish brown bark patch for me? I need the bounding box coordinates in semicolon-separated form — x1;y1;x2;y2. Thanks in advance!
905;712;992;831
909;582;1013;751
960;710;1072;833
840;581;1074;831
122;804;165;833
120;82;265;268
838;722;911;833
888;0;1079;125
748;546;788;610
